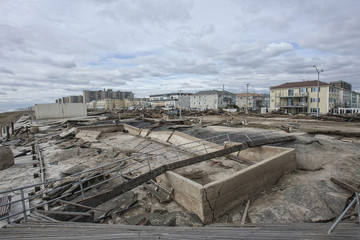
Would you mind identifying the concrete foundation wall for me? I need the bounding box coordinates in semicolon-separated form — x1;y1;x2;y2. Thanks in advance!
147;131;173;143
77;124;124;133
203;147;296;223
158;146;296;224
123;124;141;136
238;146;286;162
35;103;87;119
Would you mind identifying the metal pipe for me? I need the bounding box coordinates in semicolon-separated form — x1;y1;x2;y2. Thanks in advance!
328;194;358;234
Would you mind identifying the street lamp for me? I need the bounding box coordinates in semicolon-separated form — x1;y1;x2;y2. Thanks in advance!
178;90;182;119
313;65;324;117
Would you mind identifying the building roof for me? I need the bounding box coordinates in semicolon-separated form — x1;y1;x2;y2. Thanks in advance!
194;90;235;96
149;93;192;97
236;93;261;97
270;80;329;89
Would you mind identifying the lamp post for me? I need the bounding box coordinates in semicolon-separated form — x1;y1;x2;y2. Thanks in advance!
313;66;324;117
179;90;182;119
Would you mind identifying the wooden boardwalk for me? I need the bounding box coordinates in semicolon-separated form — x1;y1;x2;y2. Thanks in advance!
1;221;359;239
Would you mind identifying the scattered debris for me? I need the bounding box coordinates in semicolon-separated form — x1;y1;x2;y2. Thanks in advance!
0;146;14;170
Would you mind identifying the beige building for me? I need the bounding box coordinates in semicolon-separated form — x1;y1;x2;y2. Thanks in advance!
86;98;148;110
270;80;341;114
236;93;270;109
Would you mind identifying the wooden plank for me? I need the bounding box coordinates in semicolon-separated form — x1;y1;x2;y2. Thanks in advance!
36;210;93;217
0;195;11;217
56;199;106;212
331;178;360;193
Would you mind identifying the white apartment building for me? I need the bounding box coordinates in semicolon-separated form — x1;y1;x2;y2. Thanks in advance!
148;93;191;109
190;90;236;110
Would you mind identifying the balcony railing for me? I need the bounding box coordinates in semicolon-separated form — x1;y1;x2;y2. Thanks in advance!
280;103;308;108
279;93;308;98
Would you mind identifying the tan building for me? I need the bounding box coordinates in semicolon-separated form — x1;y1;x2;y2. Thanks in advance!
86;98;149;110
270;80;341;114
236;93;270;109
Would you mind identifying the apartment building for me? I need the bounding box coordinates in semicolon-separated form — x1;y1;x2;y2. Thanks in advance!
148;93;191;109
86;98;149;110
56;95;83;103
270;80;342;114
190;90;236;111
236;93;270;109
83;89;134;103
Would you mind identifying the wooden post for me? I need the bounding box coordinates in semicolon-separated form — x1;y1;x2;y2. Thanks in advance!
11;122;14;135
6;126;10;141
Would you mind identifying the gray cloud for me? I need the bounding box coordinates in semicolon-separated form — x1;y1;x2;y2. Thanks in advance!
0;0;360;111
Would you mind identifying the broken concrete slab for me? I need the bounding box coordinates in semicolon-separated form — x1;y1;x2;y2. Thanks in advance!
93;191;137;221
249;180;349;223
0;146;14;170
61;164;88;176
60;127;76;138
75;130;101;143
139;129;150;138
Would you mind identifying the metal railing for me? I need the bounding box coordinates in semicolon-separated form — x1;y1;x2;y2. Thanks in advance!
0;131;283;223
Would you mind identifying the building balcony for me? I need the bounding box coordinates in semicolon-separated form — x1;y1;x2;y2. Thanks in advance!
280;103;308;108
279;93;308;98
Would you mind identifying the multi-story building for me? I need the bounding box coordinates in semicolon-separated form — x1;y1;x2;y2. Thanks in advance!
190;90;236;111
148;93;191;109
82;89;134;103
330;80;352;91
236;93;270;109
270;80;341;114
86;98;149;110
56;95;83;103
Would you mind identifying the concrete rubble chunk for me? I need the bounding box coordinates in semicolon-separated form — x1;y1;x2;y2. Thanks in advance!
61;164;88;176
75;130;101;143
0;146;14;170
60;127;76;138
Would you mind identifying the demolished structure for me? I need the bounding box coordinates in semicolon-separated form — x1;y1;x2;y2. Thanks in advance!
1;111;360;237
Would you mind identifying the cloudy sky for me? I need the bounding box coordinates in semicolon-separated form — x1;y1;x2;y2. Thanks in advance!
1;0;360;112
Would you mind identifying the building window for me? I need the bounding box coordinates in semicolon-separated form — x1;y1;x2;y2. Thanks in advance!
311;87;320;93
310;108;318;113
288;89;294;96
310;98;320;103
299;88;307;94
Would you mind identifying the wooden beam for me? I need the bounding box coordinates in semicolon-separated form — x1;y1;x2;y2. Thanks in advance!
36;210;93;217
331;178;360;193
57;199;106;212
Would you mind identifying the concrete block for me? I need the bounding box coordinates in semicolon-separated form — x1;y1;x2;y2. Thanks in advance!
0;146;14;170
60;127;76;138
123;124;141;136
75;130;101;142
148;131;173;143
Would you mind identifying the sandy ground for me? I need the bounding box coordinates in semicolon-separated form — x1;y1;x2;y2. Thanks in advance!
1;113;360;227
